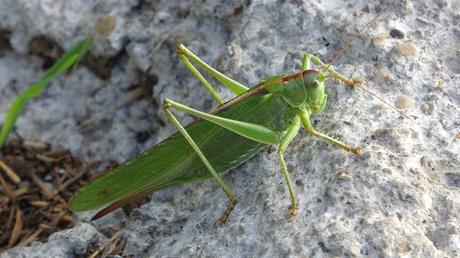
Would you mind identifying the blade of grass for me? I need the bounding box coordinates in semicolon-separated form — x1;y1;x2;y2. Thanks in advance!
0;36;92;147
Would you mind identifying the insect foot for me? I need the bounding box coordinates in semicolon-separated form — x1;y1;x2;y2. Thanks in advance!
289;203;298;217
217;195;238;224
162;98;172;109
342;145;361;155
350;76;366;87
351;146;361;155
176;43;185;54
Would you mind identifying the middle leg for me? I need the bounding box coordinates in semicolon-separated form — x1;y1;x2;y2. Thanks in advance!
163;99;237;223
277;116;302;216
162;98;282;222
298;109;361;154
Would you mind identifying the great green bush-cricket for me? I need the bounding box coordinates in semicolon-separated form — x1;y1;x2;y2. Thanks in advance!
70;12;385;223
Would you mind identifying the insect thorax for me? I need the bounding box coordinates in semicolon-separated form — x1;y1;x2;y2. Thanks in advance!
265;70;327;113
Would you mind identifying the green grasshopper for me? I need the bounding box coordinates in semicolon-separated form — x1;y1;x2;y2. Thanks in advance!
70;14;384;223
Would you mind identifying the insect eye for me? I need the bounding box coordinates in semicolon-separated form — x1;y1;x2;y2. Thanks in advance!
312;80;319;88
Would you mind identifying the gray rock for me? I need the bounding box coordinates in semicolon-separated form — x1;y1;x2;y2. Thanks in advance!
0;223;106;258
1;0;459;257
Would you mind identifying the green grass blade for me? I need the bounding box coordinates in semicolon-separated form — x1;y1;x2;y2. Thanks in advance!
0;36;92;147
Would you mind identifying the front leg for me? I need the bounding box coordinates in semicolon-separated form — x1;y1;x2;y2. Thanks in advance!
302;54;364;87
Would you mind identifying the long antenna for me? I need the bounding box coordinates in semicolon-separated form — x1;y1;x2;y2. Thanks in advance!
354;84;414;121
328;10;384;68
321;10;437;153
322;10;414;120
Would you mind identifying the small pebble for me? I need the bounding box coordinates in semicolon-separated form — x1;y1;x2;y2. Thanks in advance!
335;171;352;181
393;42;417;56
372;33;389;46
374;68;390;84
420;102;434;115
382;168;393;175
420;156;434;170
361;4;370;13
390;29;405;39
215;44;241;72
394;95;413;109
396;242;411;253
95;15;117;36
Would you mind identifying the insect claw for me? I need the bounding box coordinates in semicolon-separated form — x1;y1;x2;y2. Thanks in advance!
176;43;185;54
289;206;298;217
217;196;238;224
350;76;366;87
351;146;361;155
162;98;172;109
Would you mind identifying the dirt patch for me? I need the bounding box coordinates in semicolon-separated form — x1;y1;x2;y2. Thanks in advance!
0;140;90;251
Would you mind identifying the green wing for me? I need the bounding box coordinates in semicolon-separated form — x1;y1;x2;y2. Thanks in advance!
69;93;296;216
